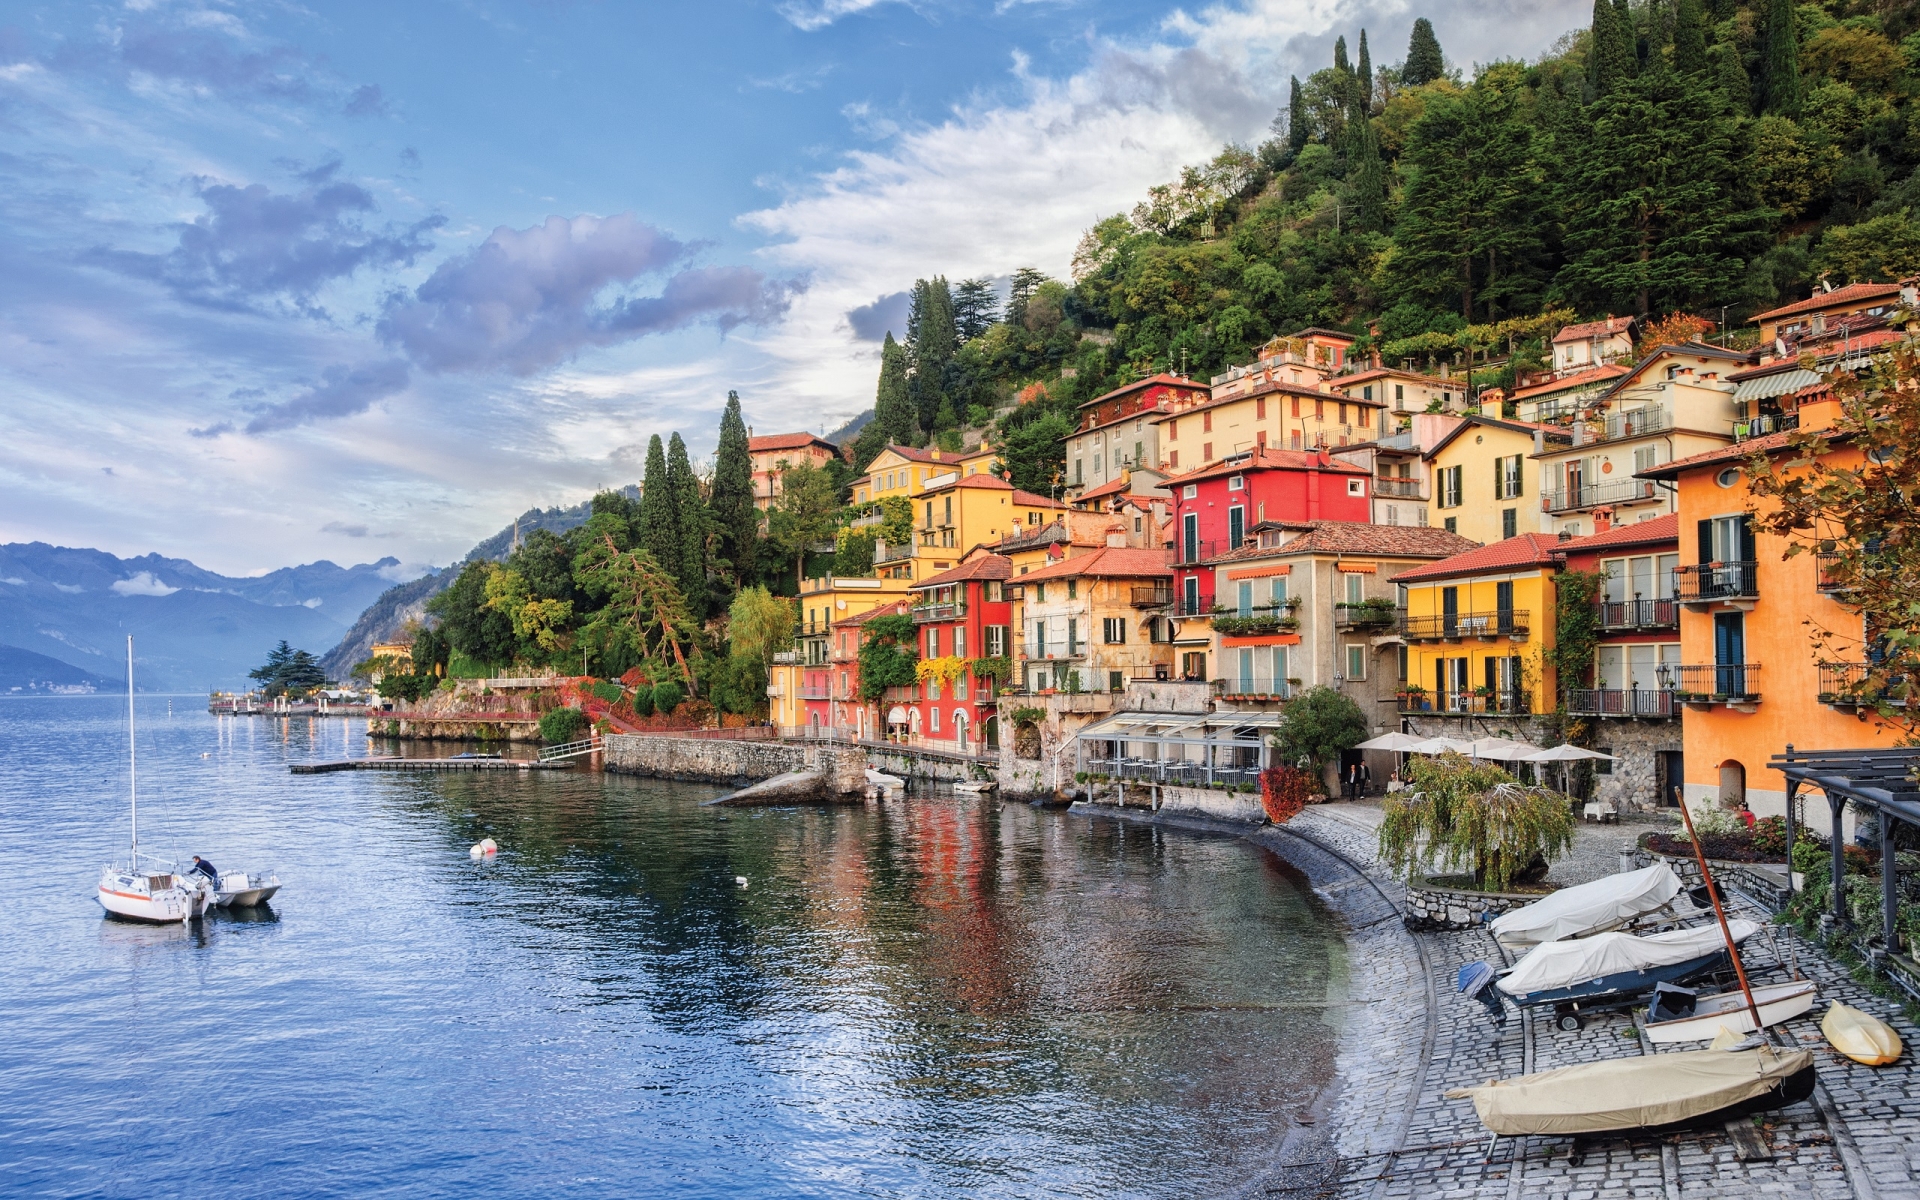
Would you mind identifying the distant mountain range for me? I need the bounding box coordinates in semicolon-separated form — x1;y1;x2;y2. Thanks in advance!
0;643;119;694
0;543;416;691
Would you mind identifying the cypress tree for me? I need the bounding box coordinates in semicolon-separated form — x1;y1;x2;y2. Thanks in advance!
1357;29;1373;111
709;391;757;586
665;433;708;617
874;331;915;444
1334;35;1350;78
1672;0;1706;76
1350;112;1389;231
1762;0;1800;117
1403;18;1444;86
1712;41;1750;115
1287;75;1309;152
1589;0;1634;97
639;434;676;579
905;278;956;438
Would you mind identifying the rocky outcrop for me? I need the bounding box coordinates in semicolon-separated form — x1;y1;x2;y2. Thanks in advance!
706;770;837;806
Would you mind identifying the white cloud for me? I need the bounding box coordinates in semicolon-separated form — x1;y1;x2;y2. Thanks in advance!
776;0;899;33
111;571;180;596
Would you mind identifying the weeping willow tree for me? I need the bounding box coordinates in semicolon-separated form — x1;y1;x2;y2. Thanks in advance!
1378;752;1576;893
573;535;699;689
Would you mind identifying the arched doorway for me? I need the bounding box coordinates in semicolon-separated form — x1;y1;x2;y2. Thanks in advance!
1717;760;1746;809
983;714;999;752
909;709;921;738
953;711;969;746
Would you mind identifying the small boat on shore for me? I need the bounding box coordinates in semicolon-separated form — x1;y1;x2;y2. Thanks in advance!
1643;979;1818;1044
1463;920;1757;1029
1447;1046;1815;1136
953;780;995;795
1488;864;1683;950
1823;1001;1903;1065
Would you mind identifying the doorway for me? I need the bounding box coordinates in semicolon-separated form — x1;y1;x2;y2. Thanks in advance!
1657;750;1684;807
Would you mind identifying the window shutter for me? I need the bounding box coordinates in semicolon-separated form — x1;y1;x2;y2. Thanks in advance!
1737;515;1755;561
1485;656;1497;693
1494;457;1504;498
1697;519;1713;563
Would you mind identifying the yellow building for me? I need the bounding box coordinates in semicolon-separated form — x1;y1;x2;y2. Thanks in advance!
1424;416;1571;543
769;574;915;731
852;442;1000;506
1393;534;1563;721
874;474;1066;582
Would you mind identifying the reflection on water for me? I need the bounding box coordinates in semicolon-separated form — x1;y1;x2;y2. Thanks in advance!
0;697;1345;1198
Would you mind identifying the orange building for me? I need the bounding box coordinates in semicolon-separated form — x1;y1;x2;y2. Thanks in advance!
748;433;841;510
1640;394;1898;823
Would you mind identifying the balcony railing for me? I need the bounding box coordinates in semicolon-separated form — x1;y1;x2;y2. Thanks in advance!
912;600;966;623
799;685;832;700
1675;562;1758;603
1661;663;1761;702
1376;430;1417;451
1587;406;1672;444
1082;755;1264;789
873;540;918;565
1398;611;1530;641
1213;604;1301;637
1176;539;1224;566
1817;663;1911;708
1595;598;1678;629
1172;593;1216;618
1566;687;1676;718
1732;411;1798;442
1542;478;1658;513
1373;478;1425;499
1397;690;1533;715
1131;586;1174;608
1211;676;1294;699
1816;552;1847;594
1335;601;1401;630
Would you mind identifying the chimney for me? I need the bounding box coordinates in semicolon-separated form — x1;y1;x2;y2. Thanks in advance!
1557;528;1573;541
1592;508;1612;533
931;448;941;460
1533;429;1546;455
1106;525;1129;548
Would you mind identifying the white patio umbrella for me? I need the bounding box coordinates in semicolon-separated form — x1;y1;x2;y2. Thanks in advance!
1466;737;1539;761
1355;732;1427;751
1408;736;1477;755
1521;743;1616;794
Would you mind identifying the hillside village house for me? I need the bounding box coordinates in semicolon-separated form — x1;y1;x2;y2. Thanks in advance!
1532;343;1746;538
1394;533;1563;725
904;553;1014;751
1329;366;1467;418
1509;363;1633;425
1066;374;1208;494
1751;281;1909;351
1154;374;1386;470
1011;543;1174;696
875;473;1067;581
852;442;1000;508
1421;415;1571;543
747;432;841;510
1550;315;1636;374
1332;411;1471;528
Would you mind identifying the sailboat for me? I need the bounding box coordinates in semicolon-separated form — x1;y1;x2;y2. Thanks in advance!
97;637;214;924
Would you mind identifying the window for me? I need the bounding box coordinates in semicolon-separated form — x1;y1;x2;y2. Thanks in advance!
926;628;939;657
1075;459;1083;485
1182;574;1199;614
1397;644;1408;682
1228;473;1244;490
1067;578;1078;600
1134;440;1143;464
1444;516;1457;533
1093;453;1102;474
1347;479;1364;496
1363;386;1373;401
1237;580;1254;616
1715;467;1740;488
1290;432;1302;450
986;625;1008;656
1256;397;1266;419
1067;618;1080;654
1291;396;1300;418
955;673;968;699
1032;620;1046;655
1395;384;1405;402
931;707;940;733
1202;442;1212;460
1438;464;1463;507
1109;670;1124;693
1202;411;1212;433
1315;399;1324;420
925;501;934;528
1228;505;1245;548
943;497;952;526
1268;576;1288;606
1271;645;1290;693
1345;644;1367;681
1102;617;1127;644
1345;573;1363;604
1034;583;1045;602
1182;512;1199;562
1495;454;1523;499
1338;402;1348;424
953;627;967;658
986;580;1003;601
1168;419;1179;441
1169;450;1179;468
1182;483;1197;499
1502;507;1517;538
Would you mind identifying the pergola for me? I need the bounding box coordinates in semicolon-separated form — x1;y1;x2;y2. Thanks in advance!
1773;744;1920;999
1074;711;1280;790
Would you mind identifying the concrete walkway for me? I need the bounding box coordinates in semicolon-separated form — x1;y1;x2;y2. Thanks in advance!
1262;800;1920;1200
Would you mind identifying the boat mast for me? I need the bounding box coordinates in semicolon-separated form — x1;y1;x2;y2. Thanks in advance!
1674;787;1765;1036
127;636;137;867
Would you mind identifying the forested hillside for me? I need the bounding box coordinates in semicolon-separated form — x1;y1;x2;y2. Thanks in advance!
849;0;1920;491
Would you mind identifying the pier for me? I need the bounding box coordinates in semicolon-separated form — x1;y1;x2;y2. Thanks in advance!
290;756;572;774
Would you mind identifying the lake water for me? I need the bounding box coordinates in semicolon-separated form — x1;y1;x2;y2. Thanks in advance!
0;696;1348;1198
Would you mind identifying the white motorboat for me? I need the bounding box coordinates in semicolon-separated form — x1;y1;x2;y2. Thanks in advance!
98;637;215;924
213;869;282;908
1642;979;1819;1044
953;780;996;794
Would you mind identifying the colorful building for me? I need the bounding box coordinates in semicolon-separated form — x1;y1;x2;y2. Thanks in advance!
853;442;1000;507
1010;543;1175;695
904;553;1015;752
747;433;841;511
1393;534;1564;723
1417;415;1570;543
874;473;1067;582
1751;281;1907;349
1065;375;1208;495
1329;367;1467;419
1549;315;1636;374
776;574;913;736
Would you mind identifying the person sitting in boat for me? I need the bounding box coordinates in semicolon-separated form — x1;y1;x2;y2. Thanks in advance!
190;856;218;882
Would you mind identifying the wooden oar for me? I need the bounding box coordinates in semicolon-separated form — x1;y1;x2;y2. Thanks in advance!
1674;787;1767;1038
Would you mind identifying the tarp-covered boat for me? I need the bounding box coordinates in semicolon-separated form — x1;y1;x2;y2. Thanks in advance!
1488;864;1683;950
1446;1046;1814;1136
1497;919;1757;1006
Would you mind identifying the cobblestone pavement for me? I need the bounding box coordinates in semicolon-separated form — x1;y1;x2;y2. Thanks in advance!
1272;802;1920;1200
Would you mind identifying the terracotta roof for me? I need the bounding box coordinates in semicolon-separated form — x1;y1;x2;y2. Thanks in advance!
1292;327;1357;342
913;554;1013;589
1753;282;1904;325
872;443;986;466
1636;428;1849;480
1510;363;1630;402
832;600;910;629
1552;315;1635;344
1390;534;1565;584
1425;415;1571;459
1331;367;1438;388
1072;473;1168;502
1078;373;1208;409
1163;446;1370;486
1203;521;1481;564
1560;512;1679;553
1726;358;1814;383
1013;545;1172;582
1011;488;1068;508
748;432;837;453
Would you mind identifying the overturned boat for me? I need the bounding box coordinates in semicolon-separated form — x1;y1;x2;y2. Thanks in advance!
1447;1045;1815;1137
1643;979;1817;1044
1488;864;1683;951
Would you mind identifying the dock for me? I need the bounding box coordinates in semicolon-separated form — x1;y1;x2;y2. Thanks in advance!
290;757;572;774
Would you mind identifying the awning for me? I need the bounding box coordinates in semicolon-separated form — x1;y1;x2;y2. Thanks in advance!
1073;709;1282;745
1732;367;1820;404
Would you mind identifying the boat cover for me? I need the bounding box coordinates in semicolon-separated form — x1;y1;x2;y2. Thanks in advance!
1446;1046;1813;1135
1499;919;1756;998
1489;864;1684;949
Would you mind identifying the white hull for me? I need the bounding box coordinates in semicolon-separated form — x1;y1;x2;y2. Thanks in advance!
213;871;281;908
98;868;213;923
1644;980;1818;1044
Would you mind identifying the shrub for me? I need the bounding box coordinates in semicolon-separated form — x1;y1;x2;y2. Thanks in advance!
630;684;655;717
1752;815;1789;856
652;680;685;713
590;681;624;704
1377;752;1575;893
1260;766;1315;824
538;706;588;744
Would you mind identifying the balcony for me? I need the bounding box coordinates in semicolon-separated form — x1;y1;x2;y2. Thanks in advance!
1566;688;1676;718
1816;552;1847;594
873;539;919;565
1732;411;1798;442
1661;663;1761;704
1176;539;1224;566
1818;663;1911;708
1376;430;1417;452
800;684;832;700
1171;593;1216;618
912;599;966;624
1585;406;1672;445
1595;598;1678;630
1542;478;1658;514
1131;585;1174;608
1397;690;1533;715
1398;611;1530;642
1211;676;1294;700
1213;604;1301;637
1675;562;1758;607
1374;477;1425;499
1335;600;1401;630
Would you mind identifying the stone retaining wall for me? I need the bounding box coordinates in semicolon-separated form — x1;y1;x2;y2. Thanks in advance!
1402;877;1539;930
1072;782;1267;823
603;734;868;794
1631;844;1795;912
383;717;542;742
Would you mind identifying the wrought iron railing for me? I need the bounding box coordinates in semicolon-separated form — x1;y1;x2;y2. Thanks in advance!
1131;586;1174;608
1595;598;1678;629
911;600;965;624
1398;611;1530;640
1661;663;1761;700
1175;538;1224;566
1082;756;1264;789
1335;601;1401;629
1542;478;1658;513
1171;593;1216;618
1373;477;1424;499
1732;411;1798;442
1675;562;1758;602
1565;687;1676;718
1588;406;1672;444
1211;676;1293;699
1818;663;1910;708
1396;690;1533;715
1816;552;1847;593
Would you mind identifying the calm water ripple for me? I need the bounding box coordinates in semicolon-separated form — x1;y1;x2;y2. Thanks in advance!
0;696;1347;1198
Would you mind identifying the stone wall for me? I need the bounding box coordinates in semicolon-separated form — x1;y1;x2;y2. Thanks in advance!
378;716;543;742
1400;712;1682;814
603;734;867;794
1631;844;1795;913
1072;781;1266;824
1402;876;1539;931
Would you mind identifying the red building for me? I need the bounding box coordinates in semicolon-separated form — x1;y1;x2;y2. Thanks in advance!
1165;447;1372;614
904;553;1013;752
1557;514;1682;720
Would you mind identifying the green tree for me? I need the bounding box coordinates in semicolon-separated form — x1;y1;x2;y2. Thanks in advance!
1356;28;1372;111
710;391;759;587
427;560;518;668
875;331;916;444
1286;75;1308;152
1403;17;1445;87
666;432;709;617
1270;685;1368;778
572;535;698;687
727;586;796;669
906;278;957;437
638;434;677;586
1671;0;1707;77
1816;210;1920;283
856;612;918;702
766;460;841;590
952;279;998;341
249;641;293;688
1711;41;1750;114
1761;0;1800;117
1587;0;1634;98
995;408;1073;496
1377;754;1576;892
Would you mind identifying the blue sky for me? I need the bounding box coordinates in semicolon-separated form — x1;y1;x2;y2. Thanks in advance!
0;0;1587;575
